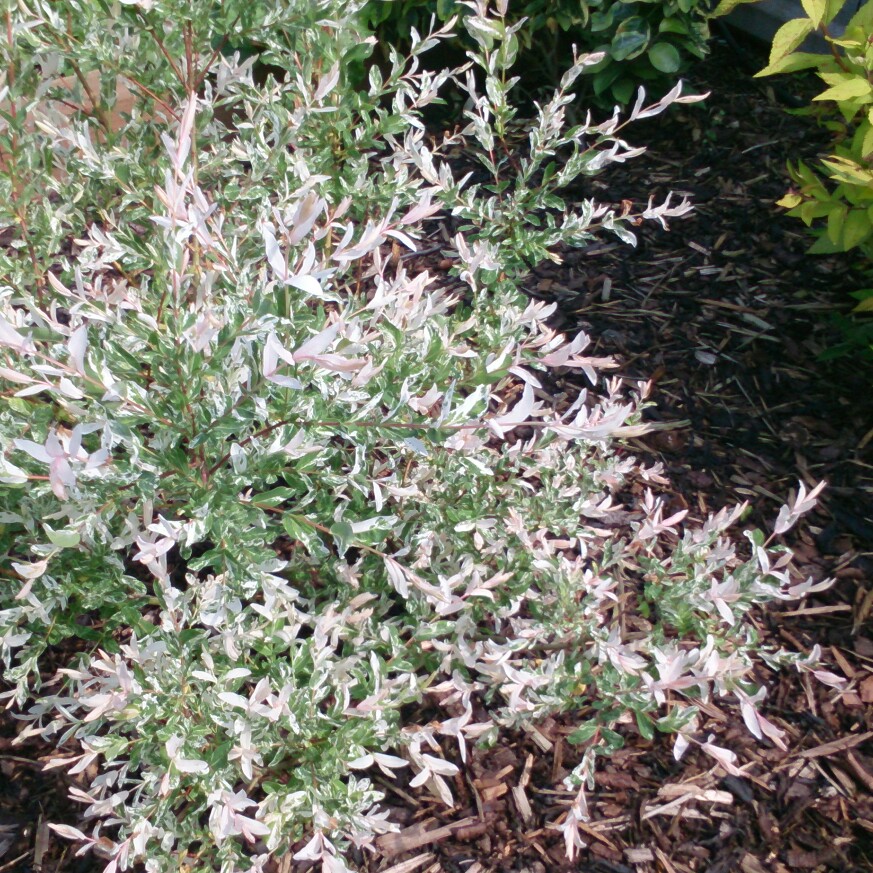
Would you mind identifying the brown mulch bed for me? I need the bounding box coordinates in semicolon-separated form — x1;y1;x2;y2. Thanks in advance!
3;33;873;873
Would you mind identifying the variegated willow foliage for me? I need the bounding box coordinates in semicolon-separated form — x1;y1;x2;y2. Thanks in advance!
0;1;838;871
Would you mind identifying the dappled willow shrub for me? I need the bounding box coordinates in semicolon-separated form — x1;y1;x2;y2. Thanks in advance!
0;1;836;871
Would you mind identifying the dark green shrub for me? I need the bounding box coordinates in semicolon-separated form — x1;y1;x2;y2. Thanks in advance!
361;0;711;105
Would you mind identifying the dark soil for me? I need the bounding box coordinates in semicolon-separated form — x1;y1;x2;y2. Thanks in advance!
3;32;873;873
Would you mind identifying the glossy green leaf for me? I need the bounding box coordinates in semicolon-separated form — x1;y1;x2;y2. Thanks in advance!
647;41;681;73
591;7;617;33
611;76;636;104
659;17;692;35
611;17;650;62
592;64;622;96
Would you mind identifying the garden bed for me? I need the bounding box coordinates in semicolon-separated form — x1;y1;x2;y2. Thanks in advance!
1;30;872;873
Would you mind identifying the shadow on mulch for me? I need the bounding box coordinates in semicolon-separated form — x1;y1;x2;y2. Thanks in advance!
363;34;873;873
3;33;873;873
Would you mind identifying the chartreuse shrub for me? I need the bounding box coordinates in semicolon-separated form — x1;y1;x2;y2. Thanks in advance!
362;0;711;105
0;1;837;871
755;0;873;256
724;0;873;318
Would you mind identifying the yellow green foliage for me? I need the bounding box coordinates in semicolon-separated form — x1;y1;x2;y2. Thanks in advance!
756;0;873;276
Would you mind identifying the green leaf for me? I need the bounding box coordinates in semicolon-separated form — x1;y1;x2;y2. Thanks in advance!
828;204;848;244
647;42;681;73
809;233;842;253
788;159;818;188
814;78;873;102
841;209;873;249
342;41;375;66
413;620;462;640
365;0;394;25
44;525;80;548
769;18;814;66
92;734;131;764
799;198;833;224
252;486;300;507
710;0;757;15
658;18;689;35
829;35;865;49
755;51;825;78
746;528;766;548
847;0;873;30
282;514;329;558
541;161;558;186
567;723;600;745
611;17;651;61
496;31;519;69
542;193;566;210
635;711;655;741
5;397;32;415
436;0;458;18
800;0;827;27
655;706;699;733
600;728;625;751
611;77;636;105
329;520;355;556
591;7;618;32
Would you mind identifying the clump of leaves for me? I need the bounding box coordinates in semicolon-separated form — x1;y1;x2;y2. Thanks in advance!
750;0;873;257
361;0;711;106
0;2;835;872
718;0;873;347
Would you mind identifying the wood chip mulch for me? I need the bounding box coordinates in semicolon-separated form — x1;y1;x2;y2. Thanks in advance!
2;33;872;873
354;34;873;873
